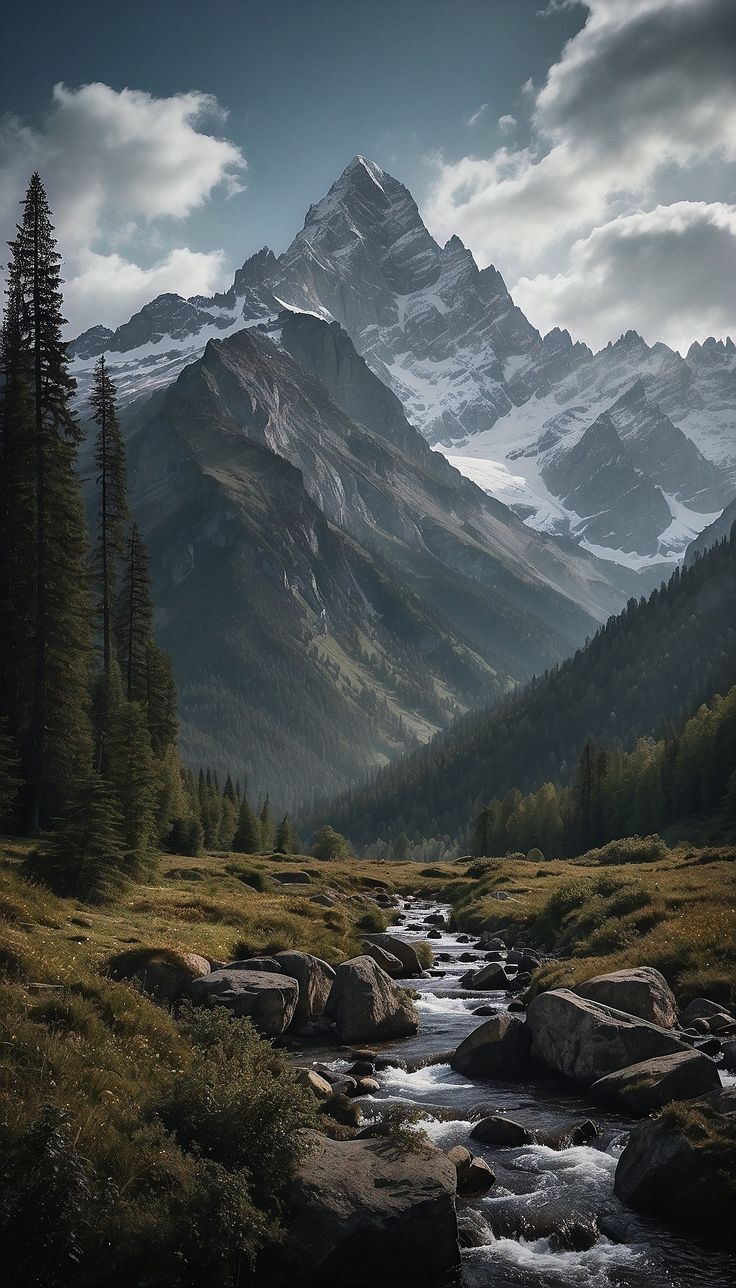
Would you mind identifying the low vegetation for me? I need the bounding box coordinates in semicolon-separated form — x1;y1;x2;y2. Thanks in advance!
442;840;736;1007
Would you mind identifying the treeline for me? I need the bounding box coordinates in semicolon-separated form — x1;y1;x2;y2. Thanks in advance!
0;174;291;896
471;684;736;858
316;527;736;849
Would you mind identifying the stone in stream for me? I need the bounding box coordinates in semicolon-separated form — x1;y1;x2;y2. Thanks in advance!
506;949;541;972
470;1114;533;1147
472;1005;498;1016
590;1049;722;1115
188;969;298;1036
526;988;690;1087
427;928;442;939
425;913;446;927
451;1013;532;1079
446;1145;495;1194
347;1059;376;1078
274;951;335;1029
614;1087;736;1235
362;932;425;978
460;961;513;990
678;996;733;1027
293;1067;333;1100
269;1130;460;1287
534;1119;598;1149
361;940;404;977
722;1039;736;1073
324;955;419;1043
351;1076;380;1096
573;966;678;1028
479;934;507;950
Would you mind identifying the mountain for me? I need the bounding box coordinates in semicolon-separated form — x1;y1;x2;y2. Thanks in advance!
685;496;736;564
119;313;643;805
70;156;735;570
319;528;736;848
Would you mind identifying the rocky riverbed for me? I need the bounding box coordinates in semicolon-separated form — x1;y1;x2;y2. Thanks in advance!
294;898;735;1288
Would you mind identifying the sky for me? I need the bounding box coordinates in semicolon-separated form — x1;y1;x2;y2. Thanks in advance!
1;0;734;353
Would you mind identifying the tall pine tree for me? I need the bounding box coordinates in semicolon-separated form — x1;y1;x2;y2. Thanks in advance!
0;174;93;829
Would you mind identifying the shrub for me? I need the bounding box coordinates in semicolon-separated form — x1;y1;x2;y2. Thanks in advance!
466;859;496;879
356;907;389;933
311;826;352;861
526;848;544;862
582;835;669;865
415;941;434;969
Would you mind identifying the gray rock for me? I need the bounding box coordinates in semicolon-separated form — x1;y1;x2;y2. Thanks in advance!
188;969;298;1036
275;951;335;1028
451;1013;532;1079
108;947;210;1002
526;988;689;1087
272;1130;460;1287
470;1115;533;1148
226;956;283;973
679;997;734;1027
573;966;678;1028
273;870;311;884
325;955;420;1043
534;1120;598;1149
362;933;425;978
721;1040;736;1073
293;1068;334;1099
590;1050;722;1115
461;961;513;991
614;1087;736;1234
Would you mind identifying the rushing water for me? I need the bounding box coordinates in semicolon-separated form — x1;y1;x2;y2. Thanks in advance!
315;898;734;1288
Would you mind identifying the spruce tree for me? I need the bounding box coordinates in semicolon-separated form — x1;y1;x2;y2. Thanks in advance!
0;719;21;827
107;696;156;875
274;813;298;854
233;795;261;854
90;355;128;768
0;174;94;829
119;523;154;707
29;773;127;902
259;794;274;852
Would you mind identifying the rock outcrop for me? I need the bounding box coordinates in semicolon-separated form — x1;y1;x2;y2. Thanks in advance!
614;1087;736;1234
324;955;419;1043
188;969;298;1036
526;988;688;1086
267;1130;459;1287
361;933;425;978
573;966;678;1028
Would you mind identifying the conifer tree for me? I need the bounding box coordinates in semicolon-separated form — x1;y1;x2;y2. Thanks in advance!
274;813;299;854
259;794;274;852
119;523;153;707
107;696;156;875
0;174;93;829
0;719;21;827
29;773;127;902
233;795;261;854
90;354;127;769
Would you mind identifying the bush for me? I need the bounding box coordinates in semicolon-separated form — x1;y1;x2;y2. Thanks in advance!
526;848;544;863
582;835;669;865
311;825;352;861
415;941;434;969
356;907;389;933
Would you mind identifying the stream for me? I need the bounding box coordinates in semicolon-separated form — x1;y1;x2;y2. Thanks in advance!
310;898;735;1288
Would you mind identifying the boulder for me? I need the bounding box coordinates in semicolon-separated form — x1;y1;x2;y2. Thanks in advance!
614;1087;736;1234
470;1115;533;1148
361;941;404;976
460;961;512;991
451;1013;532;1079
679;997;733;1027
362;933;425;978
351;1076;380;1096
324;955;419;1043
294;1068;333;1100
272;1131;460;1288
310;893;337;907
446;1146;495;1195
425;913;446;927
722;1039;736;1074
226;956;283;973
590;1049;722;1115
573;967;678;1028
274;870;311;884
108;947;210;1002
188;969;298;1036
507;949;541;971
479;934;506;950
526;988;689;1087
534;1120;598;1150
275;951;335;1028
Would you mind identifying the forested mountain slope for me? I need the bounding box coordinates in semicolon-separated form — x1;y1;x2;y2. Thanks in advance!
321;528;736;847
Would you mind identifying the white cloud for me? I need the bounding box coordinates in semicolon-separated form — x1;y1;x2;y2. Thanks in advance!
466;103;488;127
424;0;736;348
515;202;736;353
0;83;246;332
498;115;516;134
